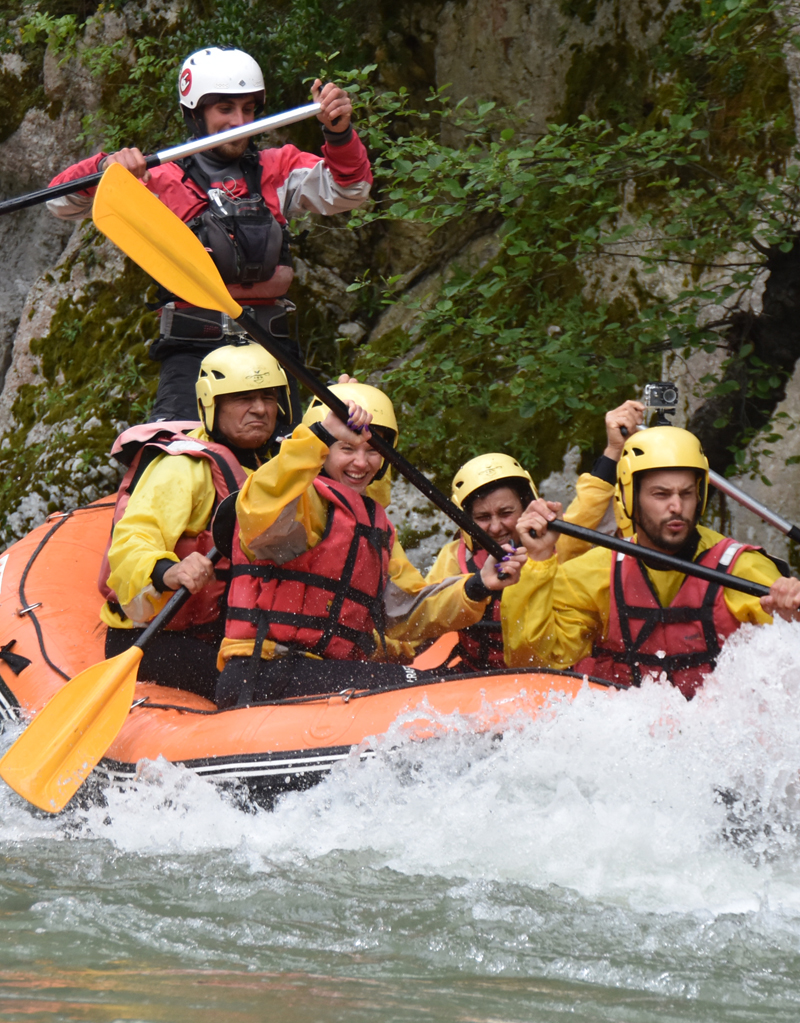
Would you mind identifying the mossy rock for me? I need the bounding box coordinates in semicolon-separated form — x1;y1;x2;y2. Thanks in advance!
0;238;160;546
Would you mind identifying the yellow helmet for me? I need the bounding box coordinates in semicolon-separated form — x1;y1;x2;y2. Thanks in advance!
613;493;635;539
302;382;398;480
615;426;709;520
451;453;538;511
196;341;292;433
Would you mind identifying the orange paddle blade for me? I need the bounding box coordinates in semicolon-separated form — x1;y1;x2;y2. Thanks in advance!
92;162;243;319
0;647;142;813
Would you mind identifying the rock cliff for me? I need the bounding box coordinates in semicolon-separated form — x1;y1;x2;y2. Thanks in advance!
0;0;799;566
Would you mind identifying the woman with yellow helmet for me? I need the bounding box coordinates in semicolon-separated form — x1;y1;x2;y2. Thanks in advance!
215;382;527;706
424;400;646;671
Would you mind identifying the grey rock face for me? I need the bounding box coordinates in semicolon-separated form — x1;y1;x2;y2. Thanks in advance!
0;108;84;396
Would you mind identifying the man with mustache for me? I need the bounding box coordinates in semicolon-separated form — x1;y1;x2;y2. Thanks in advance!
501;427;800;698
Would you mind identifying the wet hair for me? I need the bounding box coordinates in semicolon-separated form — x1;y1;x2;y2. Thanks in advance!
464;478;534;517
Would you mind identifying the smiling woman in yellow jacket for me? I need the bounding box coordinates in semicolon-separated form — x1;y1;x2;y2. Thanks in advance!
216;382;527;707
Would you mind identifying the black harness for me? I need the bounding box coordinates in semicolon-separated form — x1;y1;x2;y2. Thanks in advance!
179;147;289;285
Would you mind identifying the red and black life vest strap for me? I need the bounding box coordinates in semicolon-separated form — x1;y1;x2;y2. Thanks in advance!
111;441;241;626
593;549;723;687
231;491;391;660
448;549;503;666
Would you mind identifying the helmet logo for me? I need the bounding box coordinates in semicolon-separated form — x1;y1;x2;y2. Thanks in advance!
179;68;192;96
245;368;270;384
478;462;504;479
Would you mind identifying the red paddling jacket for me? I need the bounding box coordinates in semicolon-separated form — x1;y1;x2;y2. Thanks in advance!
575;537;760;698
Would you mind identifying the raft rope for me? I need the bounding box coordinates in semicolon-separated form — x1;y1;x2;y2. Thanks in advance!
131;666;619;716
18;502;116;682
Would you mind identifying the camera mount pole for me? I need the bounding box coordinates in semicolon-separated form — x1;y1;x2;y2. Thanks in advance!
706;470;800;544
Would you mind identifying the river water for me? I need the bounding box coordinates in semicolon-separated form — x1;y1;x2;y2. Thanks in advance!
3;621;800;1022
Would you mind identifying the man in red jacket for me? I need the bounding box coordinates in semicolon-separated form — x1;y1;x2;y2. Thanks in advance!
47;46;372;424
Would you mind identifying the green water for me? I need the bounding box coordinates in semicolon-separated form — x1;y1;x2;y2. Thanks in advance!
3;621;800;1022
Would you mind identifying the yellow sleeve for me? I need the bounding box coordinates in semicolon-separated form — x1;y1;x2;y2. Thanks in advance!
424;538;462;584
236;424;328;556
382;539;490;646
105;453;214;623
556;473;615;562
501;547;611;668
724;549;782;624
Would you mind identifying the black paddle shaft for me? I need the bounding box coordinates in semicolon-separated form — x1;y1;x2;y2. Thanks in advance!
237;312;507;560
133;547;222;650
0;156;163;216
549;519;770;598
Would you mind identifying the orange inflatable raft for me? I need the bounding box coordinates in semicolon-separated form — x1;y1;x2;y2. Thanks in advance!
0;502;610;805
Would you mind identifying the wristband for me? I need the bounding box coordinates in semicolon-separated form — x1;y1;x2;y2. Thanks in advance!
591;453;618;485
465;572;493;602
322;124;354;146
151;558;177;593
309;421;337;448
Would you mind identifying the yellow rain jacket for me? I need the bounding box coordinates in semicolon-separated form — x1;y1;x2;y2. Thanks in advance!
101;426;256;629
501;524;781;669
217;425;493;666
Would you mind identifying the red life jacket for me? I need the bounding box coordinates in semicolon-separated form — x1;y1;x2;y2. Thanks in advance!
575;537;760;699
225;476;395;661
450;541;505;671
99;427;248;632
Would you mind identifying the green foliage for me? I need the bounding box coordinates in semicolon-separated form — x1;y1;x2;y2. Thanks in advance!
13;0;370;152
327;0;800;478
4;0;800;495
0;230;159;543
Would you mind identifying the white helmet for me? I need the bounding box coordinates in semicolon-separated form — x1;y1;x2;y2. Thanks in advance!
178;47;265;111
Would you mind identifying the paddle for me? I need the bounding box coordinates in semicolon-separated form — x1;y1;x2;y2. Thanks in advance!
0;547;222;813
91;163;510;563
548;519;769;598
0;102;320;217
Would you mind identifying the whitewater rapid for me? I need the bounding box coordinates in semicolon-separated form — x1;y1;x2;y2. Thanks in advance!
5;619;800;904
3;620;800;1021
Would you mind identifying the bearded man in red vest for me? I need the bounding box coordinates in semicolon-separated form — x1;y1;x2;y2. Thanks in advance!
501;426;800;698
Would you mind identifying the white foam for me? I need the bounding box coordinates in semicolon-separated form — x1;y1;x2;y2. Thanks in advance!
3;620;800;919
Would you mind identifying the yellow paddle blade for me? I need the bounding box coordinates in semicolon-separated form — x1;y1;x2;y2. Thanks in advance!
92;163;243;319
0;646;142;813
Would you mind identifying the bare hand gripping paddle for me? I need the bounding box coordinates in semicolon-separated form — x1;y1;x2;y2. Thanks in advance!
0;103;321;216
